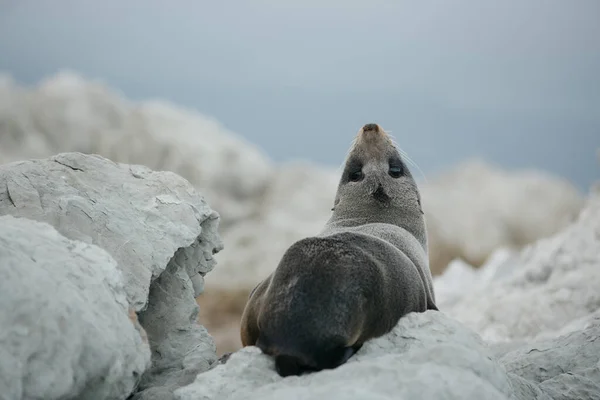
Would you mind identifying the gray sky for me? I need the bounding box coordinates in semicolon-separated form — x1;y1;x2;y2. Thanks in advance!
1;0;599;190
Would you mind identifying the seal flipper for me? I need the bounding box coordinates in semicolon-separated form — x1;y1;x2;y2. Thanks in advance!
427;298;439;311
275;355;303;377
274;345;358;377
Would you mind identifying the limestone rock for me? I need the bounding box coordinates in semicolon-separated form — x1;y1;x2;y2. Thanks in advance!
174;311;517;400
0;215;150;400
0;152;224;398
499;310;600;400
420;159;584;275
0;72;273;230
442;183;600;343
176;308;600;400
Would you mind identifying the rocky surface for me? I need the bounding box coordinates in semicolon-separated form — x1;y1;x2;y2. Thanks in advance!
439;183;600;343
0;215;150;400
498;309;600;400
174;310;600;400
0;152;223;399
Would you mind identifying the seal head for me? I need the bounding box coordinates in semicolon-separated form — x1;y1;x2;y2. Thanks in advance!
330;123;426;246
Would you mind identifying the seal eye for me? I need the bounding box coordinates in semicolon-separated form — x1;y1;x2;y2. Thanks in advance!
344;158;364;183
349;169;364;182
388;165;403;178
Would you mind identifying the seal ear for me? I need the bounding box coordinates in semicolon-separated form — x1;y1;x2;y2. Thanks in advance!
416;193;424;215
331;196;340;211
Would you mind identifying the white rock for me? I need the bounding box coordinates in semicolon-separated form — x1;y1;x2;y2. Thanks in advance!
420;159;584;274
443;183;600;343
0;71;273;229
175;309;600;400
174;311;517;400
0;152;221;309
498;309;600;399
0;152;224;399
0;215;151;400
433;247;520;309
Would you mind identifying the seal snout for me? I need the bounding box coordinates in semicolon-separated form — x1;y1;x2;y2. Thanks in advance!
275;354;305;377
362;123;380;133
357;123;389;150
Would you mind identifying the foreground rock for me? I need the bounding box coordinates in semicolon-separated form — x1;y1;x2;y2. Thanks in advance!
0;152;223;399
498;309;600;400
174;310;600;400
0;215;150;400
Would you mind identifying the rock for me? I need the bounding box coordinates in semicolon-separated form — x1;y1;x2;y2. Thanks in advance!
420;159;584;275
174;311;517;400
0;71;273;230
500;309;600;400
442;182;600;343
206;161;339;291
0;215;150;400
432;247;520;309
0;152;224;398
175;309;600;400
175;308;600;400
499;310;600;395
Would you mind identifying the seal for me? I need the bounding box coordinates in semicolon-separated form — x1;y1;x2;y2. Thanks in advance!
239;123;438;377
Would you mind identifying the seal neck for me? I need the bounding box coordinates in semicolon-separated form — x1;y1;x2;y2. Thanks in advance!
325;206;428;252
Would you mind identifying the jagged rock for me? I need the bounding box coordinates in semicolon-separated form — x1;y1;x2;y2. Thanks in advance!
499;309;600;400
173;309;600;400
442;183;600;343
0;215;150;400
0;152;223;399
433;248;521;310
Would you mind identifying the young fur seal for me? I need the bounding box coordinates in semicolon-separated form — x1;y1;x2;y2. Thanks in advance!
239;123;438;377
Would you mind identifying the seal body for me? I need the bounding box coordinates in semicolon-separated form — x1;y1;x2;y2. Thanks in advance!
240;123;437;377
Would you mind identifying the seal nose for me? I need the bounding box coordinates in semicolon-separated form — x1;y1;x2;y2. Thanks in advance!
362;123;379;133
372;183;390;203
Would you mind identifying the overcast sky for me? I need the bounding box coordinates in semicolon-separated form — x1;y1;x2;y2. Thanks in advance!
1;0;598;190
